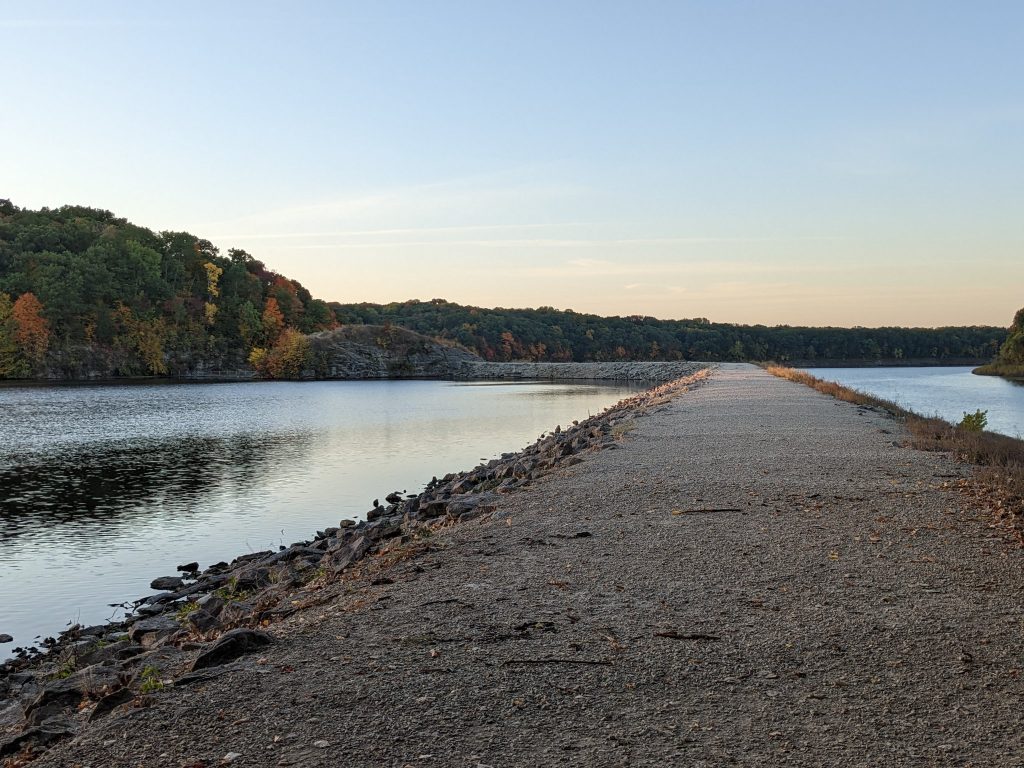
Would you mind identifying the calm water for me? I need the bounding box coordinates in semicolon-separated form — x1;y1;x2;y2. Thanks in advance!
0;379;639;653
805;366;1024;438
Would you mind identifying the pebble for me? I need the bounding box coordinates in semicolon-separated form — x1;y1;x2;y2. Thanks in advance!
313;740;330;748
222;752;242;764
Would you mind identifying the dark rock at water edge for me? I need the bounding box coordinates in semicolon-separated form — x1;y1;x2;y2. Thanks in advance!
150;576;185;591
191;629;275;671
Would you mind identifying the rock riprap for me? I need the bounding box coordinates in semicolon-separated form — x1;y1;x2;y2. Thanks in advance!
0;368;711;761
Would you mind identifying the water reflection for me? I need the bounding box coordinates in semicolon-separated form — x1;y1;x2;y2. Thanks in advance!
0;379;639;649
0;433;311;543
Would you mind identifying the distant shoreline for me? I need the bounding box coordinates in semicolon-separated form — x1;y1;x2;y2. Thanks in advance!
973;362;1024;380
790;357;989;369
0;357;993;386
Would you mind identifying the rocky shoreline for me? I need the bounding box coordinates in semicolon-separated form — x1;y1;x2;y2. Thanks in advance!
452;360;707;381
0;366;711;763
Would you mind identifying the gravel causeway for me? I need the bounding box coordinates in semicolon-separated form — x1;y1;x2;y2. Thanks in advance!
30;363;1024;767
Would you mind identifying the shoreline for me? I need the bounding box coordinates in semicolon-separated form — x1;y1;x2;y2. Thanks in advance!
0;367;711;760
973;362;1024;381
0;360;706;387
12;363;1024;766
0;357;996;386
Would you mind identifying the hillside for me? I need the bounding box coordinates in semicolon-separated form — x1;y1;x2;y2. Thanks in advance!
0;201;336;379
331;299;1006;365
0;201;1010;379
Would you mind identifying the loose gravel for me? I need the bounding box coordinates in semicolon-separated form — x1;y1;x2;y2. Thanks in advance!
31;363;1024;767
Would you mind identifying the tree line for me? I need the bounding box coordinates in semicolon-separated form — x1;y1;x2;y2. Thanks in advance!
0;201;1011;379
332;299;1007;365
974;306;1024;378
0;201;334;378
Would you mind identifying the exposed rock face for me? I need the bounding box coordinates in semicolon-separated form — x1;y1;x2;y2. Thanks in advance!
308;325;479;379
309;327;707;382
29;324;708;382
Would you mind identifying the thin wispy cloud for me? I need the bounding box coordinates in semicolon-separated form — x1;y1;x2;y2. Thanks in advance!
520;259;846;278
207;174;590;236
211;222;593;240
225;235;840;249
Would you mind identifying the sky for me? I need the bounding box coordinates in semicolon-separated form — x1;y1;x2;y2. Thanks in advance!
2;1;1022;327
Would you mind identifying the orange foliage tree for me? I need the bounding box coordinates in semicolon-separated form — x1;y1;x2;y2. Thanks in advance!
262;297;285;343
12;292;50;367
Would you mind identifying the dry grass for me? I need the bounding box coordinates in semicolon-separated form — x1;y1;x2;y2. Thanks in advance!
766;365;1024;533
974;362;1024;379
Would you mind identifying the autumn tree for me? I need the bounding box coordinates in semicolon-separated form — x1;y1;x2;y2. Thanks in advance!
262;297;285;343
12;292;50;369
250;327;311;378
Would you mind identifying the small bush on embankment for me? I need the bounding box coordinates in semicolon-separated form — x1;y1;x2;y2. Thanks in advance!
765;365;1024;535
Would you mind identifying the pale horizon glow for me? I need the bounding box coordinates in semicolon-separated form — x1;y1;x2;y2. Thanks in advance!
2;2;1022;327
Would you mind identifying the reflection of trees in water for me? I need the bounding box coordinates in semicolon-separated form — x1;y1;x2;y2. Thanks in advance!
0;432;313;543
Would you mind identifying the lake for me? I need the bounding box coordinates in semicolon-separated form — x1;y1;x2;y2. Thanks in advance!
805;366;1024;438
0;379;640;654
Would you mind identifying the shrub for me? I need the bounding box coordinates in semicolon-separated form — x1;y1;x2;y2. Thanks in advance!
959;410;988;432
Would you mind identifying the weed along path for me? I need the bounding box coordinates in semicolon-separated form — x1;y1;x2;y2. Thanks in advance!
26;364;1024;767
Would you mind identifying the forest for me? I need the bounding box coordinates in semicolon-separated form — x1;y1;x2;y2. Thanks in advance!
0;201;336;378
974;306;1024;378
0;201;1011;379
333;299;1007;365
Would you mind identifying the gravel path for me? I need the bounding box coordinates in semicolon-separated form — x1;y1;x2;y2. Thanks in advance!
33;363;1024;767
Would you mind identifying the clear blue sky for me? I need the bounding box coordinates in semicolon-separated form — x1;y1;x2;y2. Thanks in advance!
3;1;1022;326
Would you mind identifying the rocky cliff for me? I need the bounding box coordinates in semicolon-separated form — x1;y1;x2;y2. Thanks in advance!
308;325;479;379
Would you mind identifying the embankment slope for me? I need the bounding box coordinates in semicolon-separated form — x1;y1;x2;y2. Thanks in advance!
25;364;1024;766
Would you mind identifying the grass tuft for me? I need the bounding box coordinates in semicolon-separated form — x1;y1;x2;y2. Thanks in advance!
139;665;164;693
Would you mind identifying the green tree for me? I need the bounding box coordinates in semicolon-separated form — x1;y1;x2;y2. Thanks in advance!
0;293;21;376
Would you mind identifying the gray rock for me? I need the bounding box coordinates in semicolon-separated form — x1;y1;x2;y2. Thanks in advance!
445;492;501;520
329;535;372;573
364;516;402;541
196;595;225;612
127;616;179;648
0;634;12;643
26;664;125;721
187;609;221;635
218;601;256;626
0;714;77;758
417;498;449;519
190;628;274;671
150;576;185;591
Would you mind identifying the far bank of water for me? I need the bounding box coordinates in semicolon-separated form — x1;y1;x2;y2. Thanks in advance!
805;366;1024;438
0;379;641;652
